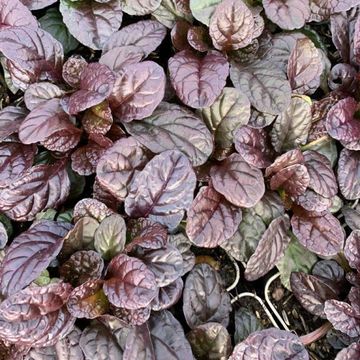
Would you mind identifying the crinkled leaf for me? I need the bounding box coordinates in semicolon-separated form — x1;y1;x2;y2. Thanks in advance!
111;305;151;326
0;142;36;189
103;20;166;57
104;254;157;309
335;343;360;360
109;61;165;122
271;95;312;152
125;102;213;166
68;63;115;115
82;101;113;135
201;87;251;157
230;60;291;115
234;125;274;168
62;55;87;88
0;26;63;87
244;215;291;281
67;279;109;319
210;153;265;208
94;214;126;260
24;82;65;111
183;263;231;329
338;149;360;200
344;230;360;271
209;0;254;51
153;0;193;28
287;38;323;95
0;0;38;28
229;328;309;360
186;185;242;248
151;277;183;311
0;282;75;347
60;250;104;287
125;150;196;229
73;198;113;223
168;50;229;109
60;0;123;50
263;0;310;30
0;160;70;221
96;137;148;201
0;220;70;297
187;322;232;360
291;210;345;256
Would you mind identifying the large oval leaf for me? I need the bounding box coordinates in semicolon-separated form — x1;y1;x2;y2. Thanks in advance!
0;0;38;28
60;0;123;50
0;220;70;297
291;210;345;256
109;61;165;122
244;215;291;281
168;49;229;109
24;82;65;111
230;60;291;115
0;106;27;141
104;254;157;310
209;0;254;51
125;150;196;229
183;263;231;329
0;160;70;221
125;102;213;166
337;149;360;200
210;153;265;208
186;185;242;248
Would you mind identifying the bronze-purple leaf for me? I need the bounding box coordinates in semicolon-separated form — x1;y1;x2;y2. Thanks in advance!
125;150;196;230
344;230;360;271
104;253;157;310
187;26;211;52
68;63;116;115
111;305;151;326
291;210;345;256
0;220;71;297
0;160;70;221
0;106;27;141
151;277;183;311
168;50;229;109
186;185;242;248
24;82;65;111
265;148;304;177
337;149;360;200
73;198;113;223
244;215;291;281
335;343;360;360
109;61;165;122
183;263;231;329
210;153;265;208
62;55;87;88
171;20;191;51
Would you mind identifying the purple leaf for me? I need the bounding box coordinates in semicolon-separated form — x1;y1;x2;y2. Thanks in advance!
68;63;115;115
234;125;274;168
82;100;113;135
244;215;291;281
60;0;123;50
186;185;242;248
330;13;350;64
0;160;70;221
168;50;229;109
183;263;231;329
121;0;161;16
209;0;255;51
335;343;360;360
265;149;304;177
151;277;183;311
109;61;165;122
187;26;211;52
62;55;88;88
73;198;113;223
210;153;265;208
337;149;360;200
291;209;345;256
0;220;70;297
125;150;196;230
20;0;57;10
24;82;65;111
0;0;38;28
0;106;27;141
229;328;309;360
344;230;360;271
125;102;214;166
104;254;157;310
263;0;310;30
111;305;150;326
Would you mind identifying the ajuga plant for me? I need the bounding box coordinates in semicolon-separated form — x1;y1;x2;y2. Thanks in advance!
1;0;360;359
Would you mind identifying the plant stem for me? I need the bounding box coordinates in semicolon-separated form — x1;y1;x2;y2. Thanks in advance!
299;322;332;346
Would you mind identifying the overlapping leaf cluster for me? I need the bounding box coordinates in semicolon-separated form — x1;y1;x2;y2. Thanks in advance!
0;0;360;358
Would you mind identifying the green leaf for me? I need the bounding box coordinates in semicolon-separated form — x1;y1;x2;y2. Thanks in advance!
153;0;192;28
35;209;57;221
39;8;79;54
234;308;263;344
276;235;317;290
189;0;221;26
33;270;51;286
57;209;73;223
0;214;13;239
94;214;126;260
67;166;85;201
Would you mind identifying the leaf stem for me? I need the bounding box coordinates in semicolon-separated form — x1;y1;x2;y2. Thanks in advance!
299;322;332;346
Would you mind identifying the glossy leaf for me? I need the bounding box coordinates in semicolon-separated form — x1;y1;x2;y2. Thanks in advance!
73;198;113;223
291;210;345;256
244;215;291;281
0;0;38;28
337;149;360;200
0;106;27;141
24;82;65;111
125;150;196;229
125;102;213;166
168;50;229;109
183;263;231;329
104;254;157;309
60;0;123;50
151;277;183;311
0;160;70;221
109;61;165;122
186;185;242;248
187;323;232;360
230;60;291;115
210;153;265;208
